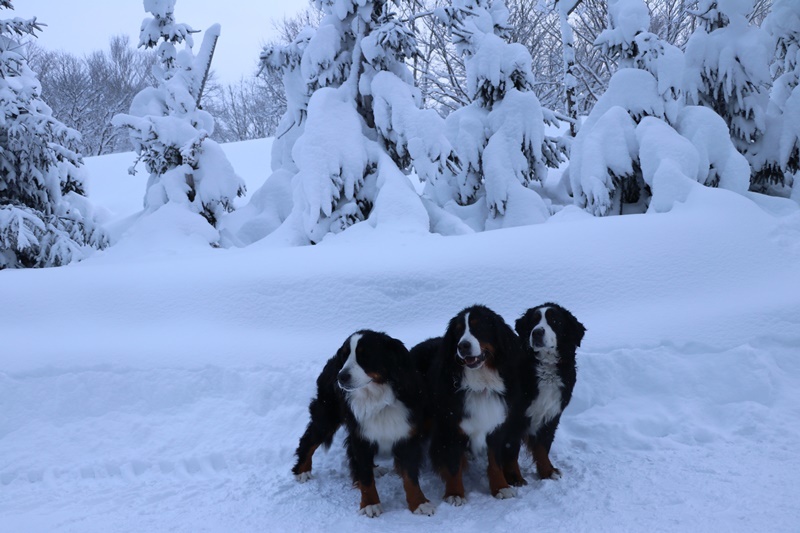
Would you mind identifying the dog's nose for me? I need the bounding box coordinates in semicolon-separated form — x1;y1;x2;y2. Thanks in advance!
531;328;545;346
338;369;351;386
457;340;473;356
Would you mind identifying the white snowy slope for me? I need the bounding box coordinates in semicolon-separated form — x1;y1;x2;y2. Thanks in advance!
1;138;800;532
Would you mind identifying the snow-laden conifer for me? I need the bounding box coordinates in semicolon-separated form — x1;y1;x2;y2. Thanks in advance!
112;0;244;229
230;0;459;244
0;0;107;269
684;0;772;189
432;0;559;230
762;0;800;199
595;0;684;122
569;0;748;216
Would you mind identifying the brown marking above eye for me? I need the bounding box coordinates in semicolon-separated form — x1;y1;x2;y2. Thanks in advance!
469;318;480;328
367;371;386;384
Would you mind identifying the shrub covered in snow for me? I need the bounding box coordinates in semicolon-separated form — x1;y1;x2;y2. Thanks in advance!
0;0;107;269
568;69;662;216
112;0;244;229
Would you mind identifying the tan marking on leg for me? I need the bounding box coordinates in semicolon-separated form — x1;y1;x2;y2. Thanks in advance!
399;469;429;512
357;481;381;509
487;449;510;496
294;443;319;475
441;464;465;500
533;444;560;479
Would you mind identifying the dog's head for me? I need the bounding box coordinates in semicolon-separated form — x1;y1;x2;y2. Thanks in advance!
335;330;408;392
442;305;518;371
515;303;586;359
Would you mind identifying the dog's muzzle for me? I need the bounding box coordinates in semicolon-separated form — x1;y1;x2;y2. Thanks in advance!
457;350;487;369
531;328;545;348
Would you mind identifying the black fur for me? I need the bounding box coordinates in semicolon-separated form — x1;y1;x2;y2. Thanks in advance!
508;302;586;481
413;305;525;502
292;330;431;515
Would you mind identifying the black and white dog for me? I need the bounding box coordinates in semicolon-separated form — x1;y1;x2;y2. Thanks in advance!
292;330;435;517
506;303;586;481
413;305;524;505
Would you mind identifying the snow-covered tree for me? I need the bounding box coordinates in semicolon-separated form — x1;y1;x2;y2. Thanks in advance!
595;0;684;121
0;0;107;269
567;69;662;216
112;0;244;229
227;0;460;245
568;0;749;216
762;0;800;199
429;0;560;231
684;0;773;189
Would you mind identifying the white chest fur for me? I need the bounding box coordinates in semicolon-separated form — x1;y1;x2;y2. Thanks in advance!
526;354;564;435
346;383;412;455
459;366;507;454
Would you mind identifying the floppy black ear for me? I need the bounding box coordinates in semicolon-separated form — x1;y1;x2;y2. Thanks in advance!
334;336;351;366
386;336;424;402
441;314;462;361
495;312;523;364
386;336;410;369
514;309;533;338
566;311;587;349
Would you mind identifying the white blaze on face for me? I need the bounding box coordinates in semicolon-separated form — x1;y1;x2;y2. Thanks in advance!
458;312;482;357
531;307;559;361
339;333;373;391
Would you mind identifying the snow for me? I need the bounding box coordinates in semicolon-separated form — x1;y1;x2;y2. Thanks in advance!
2;137;800;532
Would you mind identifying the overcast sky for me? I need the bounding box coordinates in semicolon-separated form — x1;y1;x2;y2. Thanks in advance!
12;0;311;84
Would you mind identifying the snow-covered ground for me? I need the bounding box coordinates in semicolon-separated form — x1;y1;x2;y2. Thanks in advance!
2;139;800;532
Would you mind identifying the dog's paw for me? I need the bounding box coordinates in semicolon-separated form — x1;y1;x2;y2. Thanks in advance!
358;504;383;518
494;487;516;499
412;502;436;516
294;471;312;483
444;495;466;507
505;473;528;487
373;465;391;478
540;467;562;480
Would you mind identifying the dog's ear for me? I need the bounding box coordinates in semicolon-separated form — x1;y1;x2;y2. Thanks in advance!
495;311;523;362
385;336;416;391
334;335;352;365
566;311;587;349
441;313;462;360
514;309;533;338
385;336;409;369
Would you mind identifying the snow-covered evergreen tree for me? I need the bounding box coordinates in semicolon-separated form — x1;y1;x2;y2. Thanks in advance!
763;0;800;199
228;0;460;245
0;0;107;269
684;0;773;190
432;0;559;230
595;0;684;121
569;0;748;216
112;0;244;229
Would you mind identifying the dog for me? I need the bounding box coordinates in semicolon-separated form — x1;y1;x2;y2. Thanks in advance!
506;303;586;482
292;330;435;517
412;305;524;505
